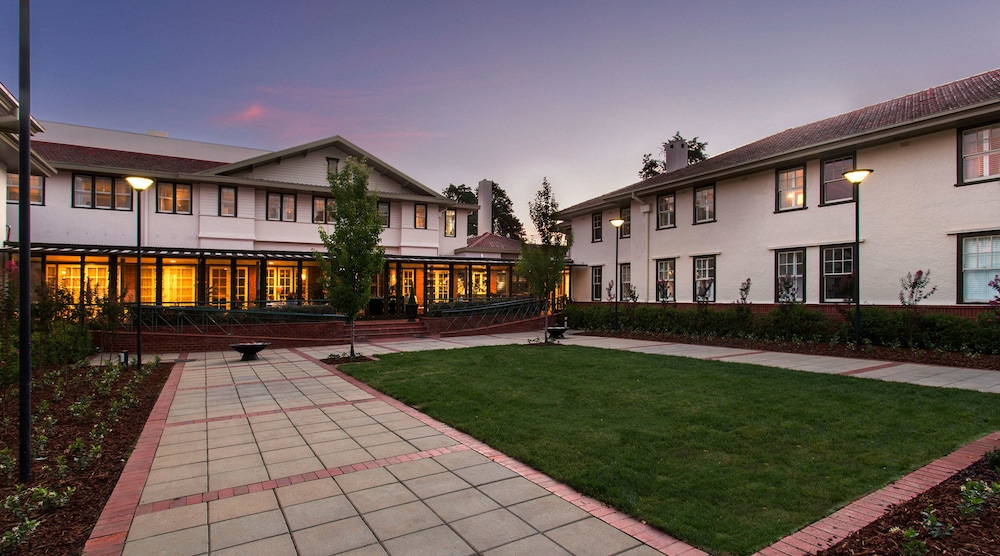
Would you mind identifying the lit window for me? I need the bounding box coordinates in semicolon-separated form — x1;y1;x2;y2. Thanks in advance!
313;197;335;224
775;249;805;302
157;182;192;214
6;172;44;205
656;194;675;229
961;233;1000;302
776;167;805;211
822;156;855;204
694;186;715;223
415;204;427;229
444;209;456;237
220;186;237;217
962;124;1000;183
267;193;296;222
73;174;132;210
821;245;854;302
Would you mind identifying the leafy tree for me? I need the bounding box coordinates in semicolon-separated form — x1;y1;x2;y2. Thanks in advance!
638;131;709;179
516;239;572;342
442;182;525;239
528;177;563;246
314;157;386;357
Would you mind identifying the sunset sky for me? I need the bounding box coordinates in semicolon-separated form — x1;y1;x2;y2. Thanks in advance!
2;0;998;229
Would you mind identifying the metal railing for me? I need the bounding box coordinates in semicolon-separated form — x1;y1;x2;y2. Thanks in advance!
123;304;346;337
425;297;546;333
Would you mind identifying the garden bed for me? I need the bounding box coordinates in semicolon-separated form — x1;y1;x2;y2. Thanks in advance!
0;359;172;555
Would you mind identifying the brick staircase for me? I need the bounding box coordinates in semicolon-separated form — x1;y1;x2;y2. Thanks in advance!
346;319;430;342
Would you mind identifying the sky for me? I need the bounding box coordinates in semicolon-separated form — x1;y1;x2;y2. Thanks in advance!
2;0;999;232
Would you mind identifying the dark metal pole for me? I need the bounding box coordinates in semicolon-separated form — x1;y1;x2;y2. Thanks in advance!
136;191;142;369
854;181;861;347
17;0;32;483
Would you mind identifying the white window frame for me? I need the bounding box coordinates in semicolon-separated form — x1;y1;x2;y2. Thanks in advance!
219;186;237;217
7;173;44;205
776;167;805;211
267;193;296;222
655;259;675;302
694;185;715;224
962;123;1000;184
444;208;457;237
591;213;603;242
656;193;675;229
961;233;1000;302
591;266;603;301
775;249;805;302
619;207;631;238
822;156;855;204
821;244;854;302
693;255;715;302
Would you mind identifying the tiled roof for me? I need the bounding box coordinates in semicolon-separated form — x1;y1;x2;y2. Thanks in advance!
459;233;522;253
32;141;227;174
561;68;1000;215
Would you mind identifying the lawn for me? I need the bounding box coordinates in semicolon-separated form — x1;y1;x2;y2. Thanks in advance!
340;344;1000;555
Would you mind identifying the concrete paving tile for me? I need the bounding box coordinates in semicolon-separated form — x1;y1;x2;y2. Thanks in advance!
212;534;297;556
257;435;307;452
366;441;418;460
319;447;375;469
347;483;417;514
261;445;314;464
452;462;519;486
209;453;265;474
292;516;379;556
139;476;207;505
283;495;357;531
449;508;535;552
432;449;490;470
266;456;325;478
409;434;461;451
210;508;289;551
387;458;448;481
404;472;471;499
207;433;258;449
127;503;207;542
335;468;397;493
394;425;439;440
364;500;444;541
311;437;363;455
275;477;343;507
301;428;350;443
209;490;278;522
484;534;572;556
547;517;642;556
509;495;590;531
356;431;404;447
381;524;475;556
479;476;550;506
208;465;270;491
146;462;207;486
338;545;389;556
150;449;208;470
425;487;500;522
121;525;208;556
208;442;260;461
155;440;208;458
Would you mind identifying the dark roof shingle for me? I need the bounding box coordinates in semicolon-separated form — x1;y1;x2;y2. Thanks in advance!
32;141;227;174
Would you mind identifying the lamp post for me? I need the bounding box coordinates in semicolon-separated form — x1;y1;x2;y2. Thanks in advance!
125;176;153;368
843;169;873;348
610;217;625;330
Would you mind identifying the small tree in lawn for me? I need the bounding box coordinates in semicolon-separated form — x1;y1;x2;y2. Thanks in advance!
899;269;937;348
313;158;385;357
516;240;572;343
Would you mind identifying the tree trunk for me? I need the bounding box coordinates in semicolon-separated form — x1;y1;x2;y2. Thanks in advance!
349;316;356;358
543;298;549;343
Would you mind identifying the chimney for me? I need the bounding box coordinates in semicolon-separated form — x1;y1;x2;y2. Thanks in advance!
477;179;494;235
664;139;688;173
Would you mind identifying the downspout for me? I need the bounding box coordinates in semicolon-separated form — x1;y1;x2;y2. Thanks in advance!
632;193;651;302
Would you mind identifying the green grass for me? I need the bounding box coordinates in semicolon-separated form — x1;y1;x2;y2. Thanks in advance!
341;345;1000;555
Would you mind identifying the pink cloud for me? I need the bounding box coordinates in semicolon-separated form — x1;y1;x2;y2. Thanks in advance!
214;103;268;126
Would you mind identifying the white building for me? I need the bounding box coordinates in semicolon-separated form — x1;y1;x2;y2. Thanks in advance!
3;112;526;314
558;68;1000;309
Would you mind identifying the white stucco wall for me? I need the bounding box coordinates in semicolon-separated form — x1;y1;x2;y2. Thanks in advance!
567;129;1000;306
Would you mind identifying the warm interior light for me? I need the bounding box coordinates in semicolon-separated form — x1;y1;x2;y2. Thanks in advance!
125;176;154;191
610;218;626;228
842;169;873;185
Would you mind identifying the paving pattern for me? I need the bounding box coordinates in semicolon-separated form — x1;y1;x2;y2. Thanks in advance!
83;332;1000;555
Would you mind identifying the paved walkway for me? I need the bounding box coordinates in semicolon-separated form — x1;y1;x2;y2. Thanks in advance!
82;332;1000;556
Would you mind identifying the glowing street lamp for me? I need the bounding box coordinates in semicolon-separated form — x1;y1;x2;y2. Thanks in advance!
610;217;626;330
843;169;873;347
126;176;153;369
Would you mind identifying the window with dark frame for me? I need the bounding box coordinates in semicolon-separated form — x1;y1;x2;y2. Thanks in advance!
822;156;855;204
444;208;457;237
72;174;132;210
619;263;632;301
267;192;297;222
591;212;603;242
157;182;192;214
961;123;1000;184
960;232;1000;302
821;244;854;302
775;249;805;302
619;207;631;238
694;185;715;223
326;157;340;177
591;266;603;301
313;196;335;224
776;167;805;211
415;203;427;229
656;193;675;229
7;172;44;205
693;255;715;302
219;186;237;217
378;201;390;228
655;259;675;301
